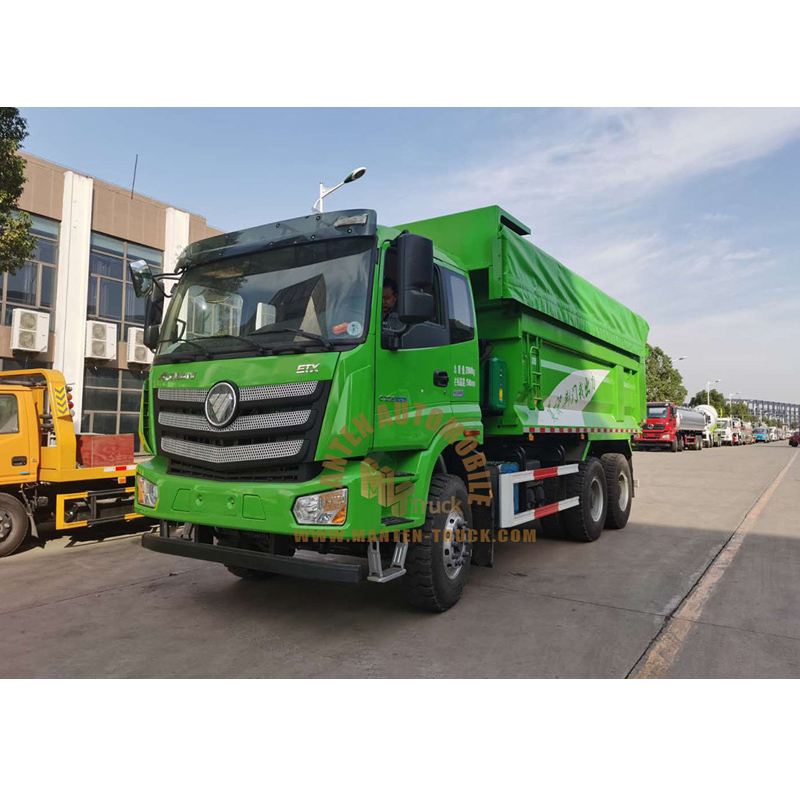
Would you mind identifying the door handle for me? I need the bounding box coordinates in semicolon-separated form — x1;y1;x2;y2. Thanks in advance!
433;371;449;387
12;456;27;466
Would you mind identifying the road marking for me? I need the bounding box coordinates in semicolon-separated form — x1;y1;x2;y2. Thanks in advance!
631;449;799;679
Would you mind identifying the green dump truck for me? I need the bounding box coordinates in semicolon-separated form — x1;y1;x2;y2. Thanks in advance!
131;205;648;611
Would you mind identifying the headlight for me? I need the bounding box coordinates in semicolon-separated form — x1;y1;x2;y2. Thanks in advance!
660;434;670;439
293;488;347;525
137;475;159;508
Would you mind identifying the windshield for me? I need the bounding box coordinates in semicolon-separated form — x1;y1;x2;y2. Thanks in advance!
646;405;669;419
755;428;767;434
158;237;375;359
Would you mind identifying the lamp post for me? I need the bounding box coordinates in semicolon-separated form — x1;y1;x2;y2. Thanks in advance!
728;391;740;416
707;378;721;405
312;167;367;213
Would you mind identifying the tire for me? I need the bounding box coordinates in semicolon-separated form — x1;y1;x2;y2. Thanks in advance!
0;493;30;558
225;565;277;581
560;457;607;542
403;474;472;612
670;439;678;453
677;436;684;452
601;453;632;530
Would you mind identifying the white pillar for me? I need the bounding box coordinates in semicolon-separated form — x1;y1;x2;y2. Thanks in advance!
53;171;93;427
163;207;190;314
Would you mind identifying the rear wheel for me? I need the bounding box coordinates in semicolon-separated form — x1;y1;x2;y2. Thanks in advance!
677;436;684;452
561;457;607;542
601;454;632;530
0;493;29;558
404;474;472;612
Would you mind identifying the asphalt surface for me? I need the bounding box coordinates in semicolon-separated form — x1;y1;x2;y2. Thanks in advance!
1;441;798;678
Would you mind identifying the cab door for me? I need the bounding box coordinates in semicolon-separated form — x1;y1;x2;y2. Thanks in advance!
373;261;451;451
0;391;36;485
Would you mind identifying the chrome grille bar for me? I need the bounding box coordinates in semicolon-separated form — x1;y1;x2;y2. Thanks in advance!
161;436;304;463
158;409;311;433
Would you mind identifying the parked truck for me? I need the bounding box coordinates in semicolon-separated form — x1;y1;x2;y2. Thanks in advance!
695;403;720;448
128;205;648;611
716;416;741;445
634;402;706;452
0;369;138;557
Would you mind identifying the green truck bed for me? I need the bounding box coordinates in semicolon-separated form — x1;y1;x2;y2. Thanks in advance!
402;206;649;437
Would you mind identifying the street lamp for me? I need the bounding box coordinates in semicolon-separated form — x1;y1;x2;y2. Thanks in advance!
312;167;367;213
706;378;721;405
727;391;740;416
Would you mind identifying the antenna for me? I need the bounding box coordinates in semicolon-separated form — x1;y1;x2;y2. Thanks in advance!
130;154;139;199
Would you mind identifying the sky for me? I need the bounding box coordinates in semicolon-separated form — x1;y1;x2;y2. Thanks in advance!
18;107;800;403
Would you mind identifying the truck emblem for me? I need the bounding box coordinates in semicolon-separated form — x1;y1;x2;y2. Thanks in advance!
297;364;320;374
205;382;238;428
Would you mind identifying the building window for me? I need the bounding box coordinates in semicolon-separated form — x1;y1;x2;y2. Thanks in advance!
87;233;162;336
2;213;59;329
82;366;147;451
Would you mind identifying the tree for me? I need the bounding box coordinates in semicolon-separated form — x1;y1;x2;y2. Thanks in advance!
688;388;727;416
645;344;686;405
0;108;36;275
729;401;756;423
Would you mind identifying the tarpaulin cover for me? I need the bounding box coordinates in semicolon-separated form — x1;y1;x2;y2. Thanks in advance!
401;205;649;357
500;228;649;355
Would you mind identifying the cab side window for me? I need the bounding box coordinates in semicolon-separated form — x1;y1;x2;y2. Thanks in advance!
0;396;20;435
444;269;475;343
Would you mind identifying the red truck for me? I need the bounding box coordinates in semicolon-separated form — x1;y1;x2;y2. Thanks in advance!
635;402;707;452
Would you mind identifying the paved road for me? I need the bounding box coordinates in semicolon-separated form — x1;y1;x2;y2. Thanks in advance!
1;442;798;678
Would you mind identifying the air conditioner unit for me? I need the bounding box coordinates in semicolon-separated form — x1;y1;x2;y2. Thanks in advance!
127;327;153;365
85;321;118;360
11;309;50;352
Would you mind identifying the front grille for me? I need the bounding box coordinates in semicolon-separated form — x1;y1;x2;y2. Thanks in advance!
162;436;304;463
158;409;311;433
154;379;330;481
167;460;324;483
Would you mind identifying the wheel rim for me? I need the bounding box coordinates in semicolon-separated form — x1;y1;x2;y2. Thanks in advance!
617;471;630;511
0;509;13;543
442;509;468;579
589;476;605;523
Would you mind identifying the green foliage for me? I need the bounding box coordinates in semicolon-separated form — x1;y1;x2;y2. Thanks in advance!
688;388;727;416
645;344;686;405
729;401;756;423
0;107;36;275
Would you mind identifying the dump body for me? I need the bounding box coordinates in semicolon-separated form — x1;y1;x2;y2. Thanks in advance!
403;207;648;438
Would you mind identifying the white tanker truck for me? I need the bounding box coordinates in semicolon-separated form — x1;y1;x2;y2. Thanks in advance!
695;403;721;448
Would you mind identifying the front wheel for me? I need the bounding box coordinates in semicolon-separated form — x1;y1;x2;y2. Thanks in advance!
0;493;30;558
404;474;472;612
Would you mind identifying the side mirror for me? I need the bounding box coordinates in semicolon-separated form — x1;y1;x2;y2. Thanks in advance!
143;280;166;351
396;234;435;324
128;259;155;298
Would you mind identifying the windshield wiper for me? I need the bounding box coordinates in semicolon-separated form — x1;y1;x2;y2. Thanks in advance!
252;326;333;350
193;334;271;356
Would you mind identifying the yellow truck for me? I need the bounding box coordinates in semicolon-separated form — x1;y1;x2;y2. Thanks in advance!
0;369;139;557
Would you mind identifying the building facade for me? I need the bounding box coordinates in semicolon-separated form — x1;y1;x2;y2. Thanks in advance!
740;399;800;427
5;153;222;450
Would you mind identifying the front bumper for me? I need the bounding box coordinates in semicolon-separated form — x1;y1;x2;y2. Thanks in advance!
143;526;366;583
134;456;405;539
